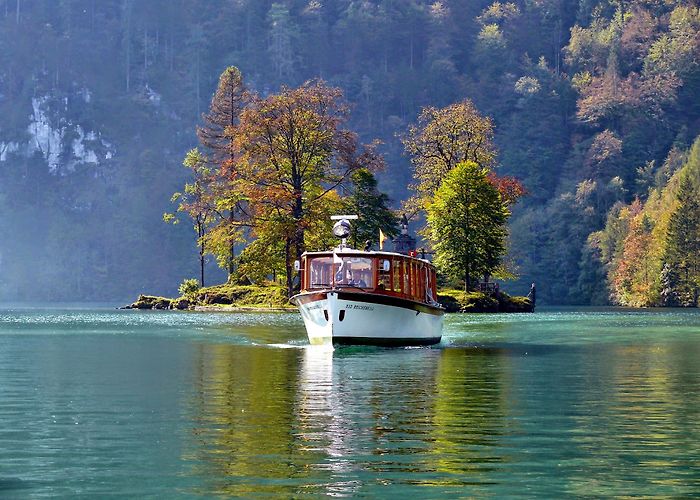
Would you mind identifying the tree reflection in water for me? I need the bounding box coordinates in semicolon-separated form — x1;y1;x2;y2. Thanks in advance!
185;343;512;496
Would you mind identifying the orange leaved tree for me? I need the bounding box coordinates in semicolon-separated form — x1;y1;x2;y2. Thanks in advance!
229;80;385;295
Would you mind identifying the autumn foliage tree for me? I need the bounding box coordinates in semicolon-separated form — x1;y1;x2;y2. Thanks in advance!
197;66;248;164
229;80;385;295
404;99;524;289
608;200;657;306
486;172;528;207
403;99;525;209
595;136;700;307
403;99;497;205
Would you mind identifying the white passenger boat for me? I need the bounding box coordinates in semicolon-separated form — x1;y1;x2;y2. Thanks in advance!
290;217;444;346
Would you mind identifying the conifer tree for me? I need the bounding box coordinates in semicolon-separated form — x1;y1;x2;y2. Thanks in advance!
196;66;249;280
345;168;399;249
663;175;700;306
197;66;248;164
660;263;681;307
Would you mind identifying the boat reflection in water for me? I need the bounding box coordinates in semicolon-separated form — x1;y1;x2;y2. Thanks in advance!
296;345;513;492
296;345;361;495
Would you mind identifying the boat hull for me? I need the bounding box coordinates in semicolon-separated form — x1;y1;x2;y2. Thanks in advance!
291;290;444;346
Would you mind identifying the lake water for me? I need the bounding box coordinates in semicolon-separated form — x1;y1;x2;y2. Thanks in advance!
1;306;699;497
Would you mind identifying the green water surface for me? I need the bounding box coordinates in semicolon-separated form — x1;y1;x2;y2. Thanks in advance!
0;306;699;497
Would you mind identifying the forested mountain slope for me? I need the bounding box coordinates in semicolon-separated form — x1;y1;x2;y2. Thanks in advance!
590;139;700;307
0;0;697;302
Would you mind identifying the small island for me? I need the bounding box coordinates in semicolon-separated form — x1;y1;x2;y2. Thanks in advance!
128;67;535;315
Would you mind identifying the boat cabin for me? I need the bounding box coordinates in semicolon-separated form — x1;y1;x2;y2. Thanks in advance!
299;251;438;305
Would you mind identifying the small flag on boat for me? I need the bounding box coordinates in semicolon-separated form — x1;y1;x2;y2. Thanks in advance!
333;251;343;264
379;229;387;250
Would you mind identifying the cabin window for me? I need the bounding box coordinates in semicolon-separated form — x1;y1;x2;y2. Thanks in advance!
392;259;402;292
413;263;420;299
415;264;421;300
403;262;410;296
378;260;391;291
308;257;334;288
411;263;418;299
335;257;373;289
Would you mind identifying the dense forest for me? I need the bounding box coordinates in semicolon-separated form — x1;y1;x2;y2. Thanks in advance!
0;0;698;303
591;139;700;306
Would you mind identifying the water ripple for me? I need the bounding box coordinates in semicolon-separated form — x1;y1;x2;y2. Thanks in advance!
0;307;699;496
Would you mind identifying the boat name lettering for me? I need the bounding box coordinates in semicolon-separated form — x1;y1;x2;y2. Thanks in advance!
307;304;323;311
346;304;374;311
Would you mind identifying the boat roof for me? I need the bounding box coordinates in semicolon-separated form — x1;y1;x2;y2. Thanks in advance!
301;248;434;266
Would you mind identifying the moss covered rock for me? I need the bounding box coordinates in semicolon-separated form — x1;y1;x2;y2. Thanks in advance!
173;298;191;310
125;295;174;310
498;294;533;312
123;283;292;310
438;289;533;313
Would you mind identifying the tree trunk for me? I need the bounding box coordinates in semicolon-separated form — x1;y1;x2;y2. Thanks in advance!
292;192;305;266
200;249;205;287
198;221;206;287
228;210;235;279
285;237;293;297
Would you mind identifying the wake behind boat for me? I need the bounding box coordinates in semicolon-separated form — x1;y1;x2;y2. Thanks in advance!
290;216;444;346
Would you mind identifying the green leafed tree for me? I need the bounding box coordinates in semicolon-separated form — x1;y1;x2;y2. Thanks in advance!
426;161;509;291
165;148;212;287
663;175;700;306
344;168;399;249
